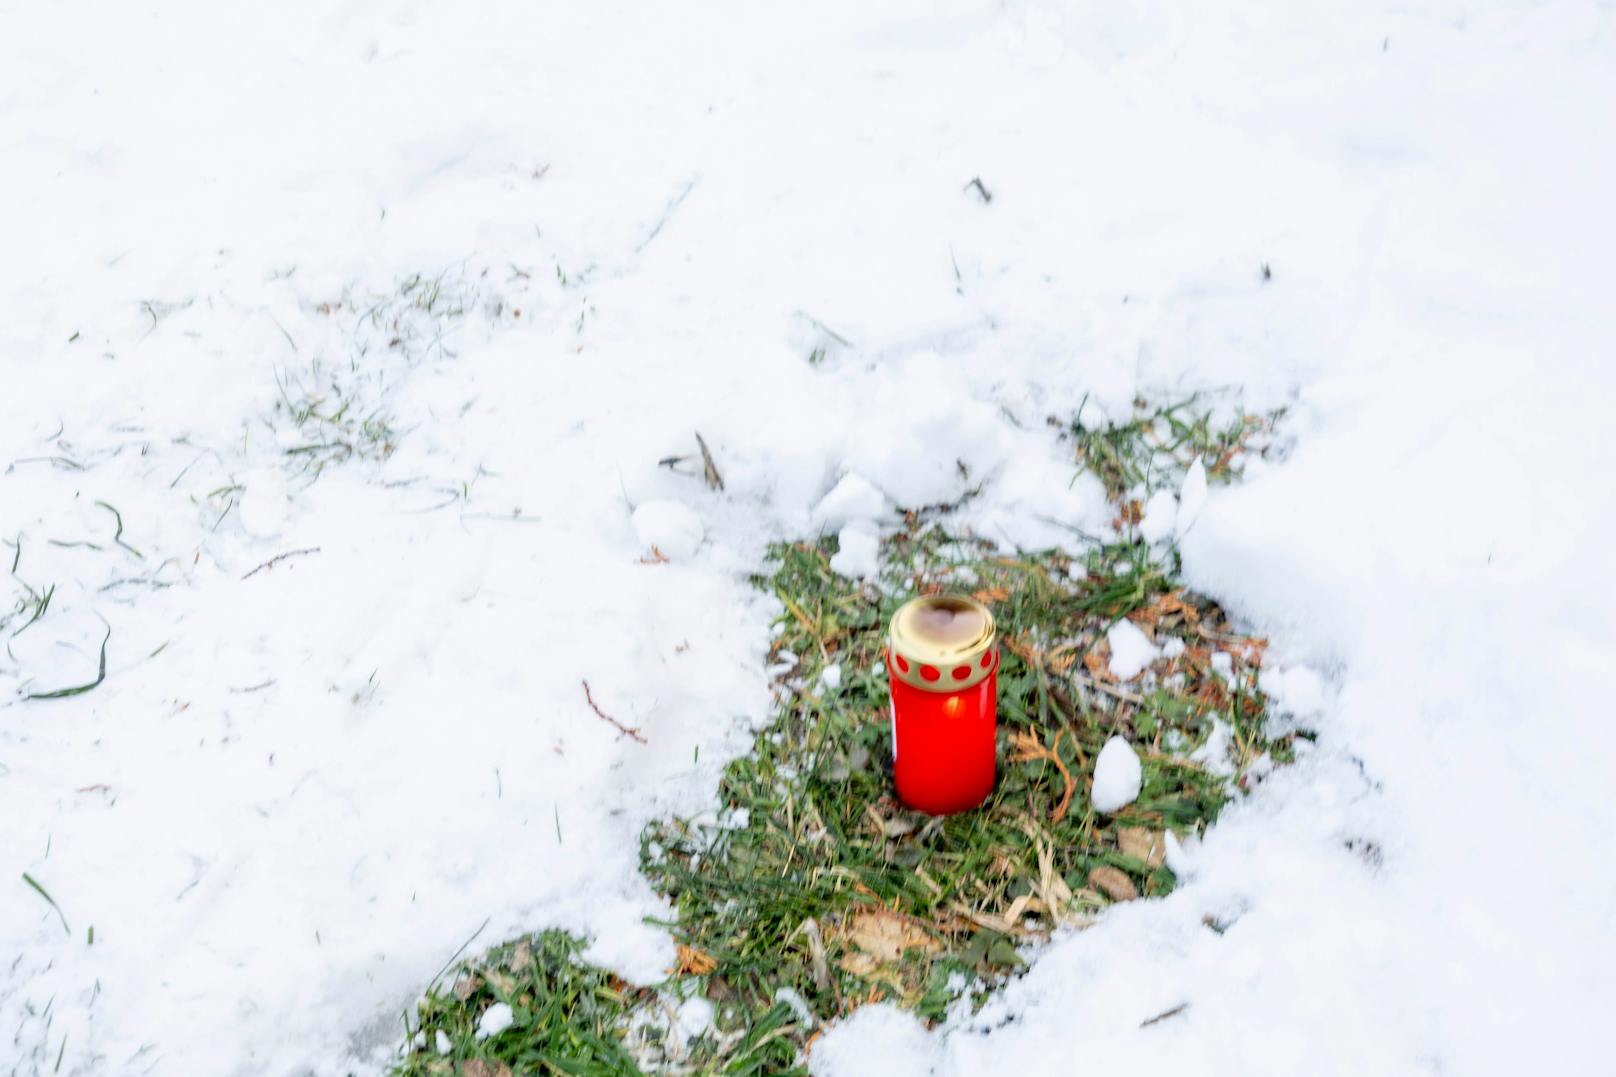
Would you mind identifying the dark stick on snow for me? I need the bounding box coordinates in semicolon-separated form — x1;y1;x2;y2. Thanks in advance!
694;431;724;491
582;679;647;743
1140;1002;1189;1028
241;547;321;580
965;176;993;203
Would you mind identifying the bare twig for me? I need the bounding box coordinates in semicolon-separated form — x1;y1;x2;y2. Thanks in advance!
964;176;993;203
241;547;321;580
582;680;647;743
1140;1002;1189;1028
694;431;724;491
1071;672;1145;706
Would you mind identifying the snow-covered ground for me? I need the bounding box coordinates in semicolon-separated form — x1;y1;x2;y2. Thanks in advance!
4;1;1612;1074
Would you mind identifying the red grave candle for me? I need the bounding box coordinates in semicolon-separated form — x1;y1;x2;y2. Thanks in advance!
886;594;998;814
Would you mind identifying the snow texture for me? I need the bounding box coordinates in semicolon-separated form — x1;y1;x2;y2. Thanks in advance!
1176;456;1209;536
1091;737;1144;815
474;1002;515;1041
1139;489;1179;544
812;473;890;533
808;1005;936;1077
1106;619;1158;681
3;2;1613;1075
830;522;881;580
632;500;705;560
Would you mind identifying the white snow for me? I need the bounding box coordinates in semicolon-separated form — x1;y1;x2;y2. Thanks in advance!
631;500;704;560
1091;737;1144;815
812;473;890;533
1176;456;1209;537
1138;489;1179;544
820;664;843;692
808;1004;936;1077
4;2;1614;1075
772;986;816;1028
237;468;291;539
829;522;881;580
474;1002;515;1042
1106;619;1158;681
1190;717;1236;776
675;996;714;1041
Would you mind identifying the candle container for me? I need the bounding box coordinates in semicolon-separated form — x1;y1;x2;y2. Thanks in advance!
886;594;998;814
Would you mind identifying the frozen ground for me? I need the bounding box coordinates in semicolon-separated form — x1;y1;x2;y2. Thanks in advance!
3;1;1613;1074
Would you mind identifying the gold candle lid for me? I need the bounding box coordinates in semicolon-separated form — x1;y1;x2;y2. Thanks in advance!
888;594;997;692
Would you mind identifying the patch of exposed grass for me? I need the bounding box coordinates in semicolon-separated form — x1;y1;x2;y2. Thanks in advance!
270;268;490;479
1064;394;1285;505
398;932;650;1077
394;398;1289;1076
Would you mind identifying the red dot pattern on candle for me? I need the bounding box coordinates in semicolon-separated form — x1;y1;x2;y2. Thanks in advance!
952;664;971;681
896;655;909;673
980;651;992;668
920;664;940;682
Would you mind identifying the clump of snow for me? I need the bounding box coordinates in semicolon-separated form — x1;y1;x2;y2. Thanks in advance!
1138;489;1179;544
820;664;843;692
808;1004;937;1077
1261;664;1327;721
1175;457;1208;536
1091;737;1142;814
812;473;889;532
1160;636;1187;660
632;500;704;560
1106;619;1158;681
829;522;879;579
474;1002;514;1041
434;1030;451;1055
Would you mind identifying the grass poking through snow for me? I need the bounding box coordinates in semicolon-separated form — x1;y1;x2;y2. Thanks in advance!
394;399;1290;1076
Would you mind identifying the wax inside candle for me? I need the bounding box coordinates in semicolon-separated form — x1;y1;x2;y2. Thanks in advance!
910;601;987;647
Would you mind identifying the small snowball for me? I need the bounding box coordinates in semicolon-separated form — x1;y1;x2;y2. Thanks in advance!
238;468;289;539
632;499;704;560
820;664;843;691
1211;651;1234;678
434;1030;451;1055
1160;637;1186;659
1106;619;1157;681
1092;736;1142;813
829;521;879;579
475;1002;515;1041
1176;457;1208;535
1139;489;1179;544
812;472;889;532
